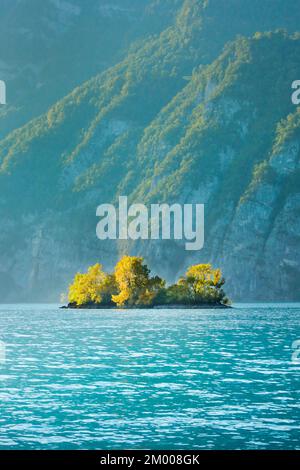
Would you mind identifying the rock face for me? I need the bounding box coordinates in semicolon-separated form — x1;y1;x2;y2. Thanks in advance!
1;1;300;301
222;134;300;301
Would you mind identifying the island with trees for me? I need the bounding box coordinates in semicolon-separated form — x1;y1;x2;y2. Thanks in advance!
64;256;231;309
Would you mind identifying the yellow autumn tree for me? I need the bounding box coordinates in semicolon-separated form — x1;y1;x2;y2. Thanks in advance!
112;256;164;307
185;263;228;304
164;264;229;305
66;259;229;308
68;264;117;307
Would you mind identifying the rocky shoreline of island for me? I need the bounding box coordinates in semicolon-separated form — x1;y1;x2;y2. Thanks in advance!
62;303;232;309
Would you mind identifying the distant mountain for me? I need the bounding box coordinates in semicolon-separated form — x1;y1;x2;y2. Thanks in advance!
1;0;300;301
0;0;181;138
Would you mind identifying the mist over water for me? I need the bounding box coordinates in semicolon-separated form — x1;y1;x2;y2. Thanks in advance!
0;304;299;450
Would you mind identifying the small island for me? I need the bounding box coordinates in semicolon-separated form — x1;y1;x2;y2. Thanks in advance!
63;256;231;309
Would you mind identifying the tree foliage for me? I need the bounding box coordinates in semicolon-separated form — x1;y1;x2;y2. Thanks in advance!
164;263;229;305
67;257;229;308
68;263;117;307
112;256;165;307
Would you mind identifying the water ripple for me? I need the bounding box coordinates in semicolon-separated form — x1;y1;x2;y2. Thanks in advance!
0;304;299;449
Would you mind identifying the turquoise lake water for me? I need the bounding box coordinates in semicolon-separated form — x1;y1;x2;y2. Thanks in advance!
0;304;299;450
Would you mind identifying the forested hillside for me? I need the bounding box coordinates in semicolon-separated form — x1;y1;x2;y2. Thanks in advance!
1;0;300;301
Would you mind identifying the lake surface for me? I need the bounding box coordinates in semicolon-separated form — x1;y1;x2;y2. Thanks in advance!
0;304;299;450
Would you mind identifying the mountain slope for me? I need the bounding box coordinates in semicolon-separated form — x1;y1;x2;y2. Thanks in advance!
119;31;300;300
0;0;182;139
1;1;300;301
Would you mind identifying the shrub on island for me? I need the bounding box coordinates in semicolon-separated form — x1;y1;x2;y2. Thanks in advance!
66;256;230;308
164;264;229;306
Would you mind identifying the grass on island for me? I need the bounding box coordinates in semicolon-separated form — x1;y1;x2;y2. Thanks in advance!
64;256;230;309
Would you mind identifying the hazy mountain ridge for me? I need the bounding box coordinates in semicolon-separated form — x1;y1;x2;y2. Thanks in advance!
1;0;300;301
0;0;181;139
